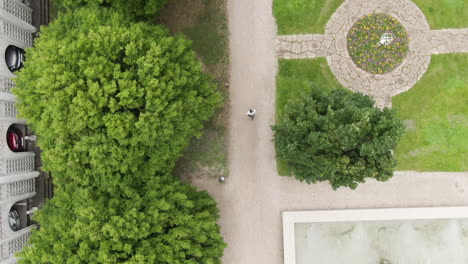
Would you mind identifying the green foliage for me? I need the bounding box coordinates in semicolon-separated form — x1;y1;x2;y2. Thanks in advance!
156;0;230;178
17;174;226;264
14;7;226;263
275;58;345;175
51;0;167;19
13;9;222;191
273;0;345;34
273;88;404;189
347;13;409;74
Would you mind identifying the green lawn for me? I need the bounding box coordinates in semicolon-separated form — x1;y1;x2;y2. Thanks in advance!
277;55;468;174
273;0;467;34
412;0;467;29
273;1;467;174
273;0;345;35
157;0;229;179
276;58;344;175
393;54;468;171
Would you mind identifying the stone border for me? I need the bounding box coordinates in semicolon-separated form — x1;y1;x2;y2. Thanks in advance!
324;0;431;108
276;0;468;108
283;206;468;264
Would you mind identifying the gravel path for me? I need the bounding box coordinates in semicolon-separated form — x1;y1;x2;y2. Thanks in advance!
190;0;468;263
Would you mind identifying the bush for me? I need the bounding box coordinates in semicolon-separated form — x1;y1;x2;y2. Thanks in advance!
13;8;221;191
51;0;167;19
273;88;404;189
17;174;226;264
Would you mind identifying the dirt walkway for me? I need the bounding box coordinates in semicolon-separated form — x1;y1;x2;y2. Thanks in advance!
191;0;468;263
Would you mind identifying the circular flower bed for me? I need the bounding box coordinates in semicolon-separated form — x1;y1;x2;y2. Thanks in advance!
347;13;409;74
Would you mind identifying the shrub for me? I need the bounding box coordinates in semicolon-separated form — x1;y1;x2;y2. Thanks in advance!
13;8;221;191
273;88;404;189
51;0;167;19
17;174;226;264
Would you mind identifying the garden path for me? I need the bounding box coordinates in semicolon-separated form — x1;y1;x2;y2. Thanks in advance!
276;0;468;108
190;0;468;263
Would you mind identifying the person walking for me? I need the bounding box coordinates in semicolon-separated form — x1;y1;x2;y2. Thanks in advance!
246;108;256;120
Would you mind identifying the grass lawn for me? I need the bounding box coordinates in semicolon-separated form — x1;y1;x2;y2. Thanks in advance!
412;0;467;29
276;58;344;175
273;0;467;174
273;0;467;34
157;0;229;179
273;0;345;35
393;54;468;171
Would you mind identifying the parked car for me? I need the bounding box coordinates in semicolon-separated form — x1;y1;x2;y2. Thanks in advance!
7;126;25;152
8;210;20;231
5;45;25;72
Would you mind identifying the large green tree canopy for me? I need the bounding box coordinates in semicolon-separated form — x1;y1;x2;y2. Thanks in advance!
14;8;221;191
51;0;167;19
273;88;404;189
18;174;226;264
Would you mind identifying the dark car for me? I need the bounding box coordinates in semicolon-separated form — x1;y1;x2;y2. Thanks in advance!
9;210;20;231
5;45;25;72
7;126;25;152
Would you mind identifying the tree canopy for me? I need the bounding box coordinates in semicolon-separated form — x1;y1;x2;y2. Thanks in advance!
14;8;221;191
51;0;167;19
14;7;225;264
17;174;226;264
273;88;404;189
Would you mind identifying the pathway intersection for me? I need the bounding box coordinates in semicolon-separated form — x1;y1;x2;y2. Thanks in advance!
276;0;468;107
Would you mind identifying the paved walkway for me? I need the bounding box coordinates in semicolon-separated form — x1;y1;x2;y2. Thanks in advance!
276;0;468;107
190;0;468;263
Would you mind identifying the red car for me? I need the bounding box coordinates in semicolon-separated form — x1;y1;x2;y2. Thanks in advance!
7;127;25;152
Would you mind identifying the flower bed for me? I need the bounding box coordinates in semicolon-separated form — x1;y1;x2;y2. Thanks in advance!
347;13;409;74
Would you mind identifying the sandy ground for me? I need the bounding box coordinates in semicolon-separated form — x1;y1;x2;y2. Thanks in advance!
191;0;468;263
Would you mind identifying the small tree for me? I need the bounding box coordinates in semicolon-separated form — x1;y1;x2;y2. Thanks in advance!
17;174;226;264
273;88;404;189
14;9;221;191
51;0;167;19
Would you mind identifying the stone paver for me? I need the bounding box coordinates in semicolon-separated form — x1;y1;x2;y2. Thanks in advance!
276;34;335;59
275;0;468;108
427;28;468;54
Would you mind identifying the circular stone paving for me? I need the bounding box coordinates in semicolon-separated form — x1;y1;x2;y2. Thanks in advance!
324;0;431;108
347;13;409;74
